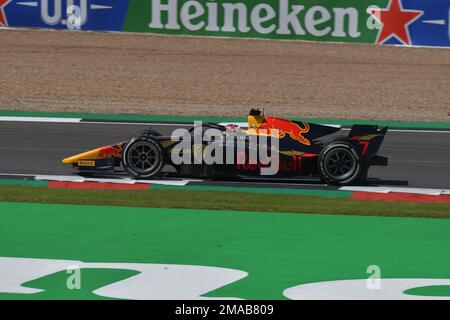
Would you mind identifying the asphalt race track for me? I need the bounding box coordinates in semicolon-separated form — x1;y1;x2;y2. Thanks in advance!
0;121;449;189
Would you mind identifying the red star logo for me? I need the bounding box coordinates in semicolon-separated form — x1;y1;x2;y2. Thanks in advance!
370;0;423;45
0;0;11;27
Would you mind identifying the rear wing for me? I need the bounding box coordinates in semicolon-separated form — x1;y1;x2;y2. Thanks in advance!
348;125;388;166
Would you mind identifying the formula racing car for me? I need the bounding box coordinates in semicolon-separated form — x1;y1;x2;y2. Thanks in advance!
62;109;388;185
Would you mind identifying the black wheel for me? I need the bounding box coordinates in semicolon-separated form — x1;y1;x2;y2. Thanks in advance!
122;136;164;179
318;142;361;185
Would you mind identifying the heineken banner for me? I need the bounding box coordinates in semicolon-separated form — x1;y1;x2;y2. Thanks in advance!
1;0;449;47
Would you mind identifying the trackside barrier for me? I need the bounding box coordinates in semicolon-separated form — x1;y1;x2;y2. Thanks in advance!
1;0;449;47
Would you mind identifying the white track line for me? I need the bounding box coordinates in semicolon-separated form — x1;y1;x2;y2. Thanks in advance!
131;179;191;186
340;186;391;193
1;116;449;132
219;122;342;128
1;172;449;193
0;117;191;127
340;186;450;195
34;175;85;182
0;117;81;123
218;122;251;128
339;128;450;134
5;173;190;186
82;121;192;126
83;177;136;184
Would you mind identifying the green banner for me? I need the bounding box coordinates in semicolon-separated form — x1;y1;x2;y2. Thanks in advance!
4;0;449;47
123;0;387;43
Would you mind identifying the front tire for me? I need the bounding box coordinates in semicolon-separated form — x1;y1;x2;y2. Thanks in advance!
318;142;361;185
122;136;164;179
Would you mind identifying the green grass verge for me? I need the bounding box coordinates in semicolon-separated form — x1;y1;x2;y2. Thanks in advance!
0;179;48;187
151;184;352;197
0;185;449;219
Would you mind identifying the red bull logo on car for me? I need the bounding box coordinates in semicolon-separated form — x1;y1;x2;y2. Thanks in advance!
261;117;311;146
98;144;122;158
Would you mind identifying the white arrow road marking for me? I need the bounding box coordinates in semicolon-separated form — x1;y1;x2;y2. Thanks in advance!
89;262;246;300
284;279;450;300
0;257;82;294
0;257;247;300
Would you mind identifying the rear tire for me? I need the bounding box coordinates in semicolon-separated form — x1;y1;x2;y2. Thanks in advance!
122;136;164;179
318;141;361;185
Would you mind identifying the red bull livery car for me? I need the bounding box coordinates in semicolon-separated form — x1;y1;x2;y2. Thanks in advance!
63;109;388;185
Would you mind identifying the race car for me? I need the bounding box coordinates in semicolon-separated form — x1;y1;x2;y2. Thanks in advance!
62;109;388;185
